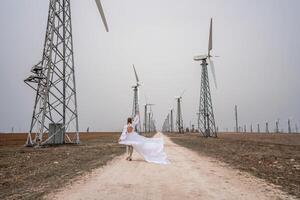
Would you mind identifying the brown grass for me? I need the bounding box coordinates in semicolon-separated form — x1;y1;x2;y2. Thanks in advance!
0;132;125;200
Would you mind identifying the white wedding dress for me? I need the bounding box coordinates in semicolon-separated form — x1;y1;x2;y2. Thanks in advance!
119;115;169;165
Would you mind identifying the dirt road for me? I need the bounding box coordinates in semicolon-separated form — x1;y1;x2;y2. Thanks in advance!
46;133;296;200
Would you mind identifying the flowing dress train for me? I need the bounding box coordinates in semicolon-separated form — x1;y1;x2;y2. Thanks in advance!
119;116;169;165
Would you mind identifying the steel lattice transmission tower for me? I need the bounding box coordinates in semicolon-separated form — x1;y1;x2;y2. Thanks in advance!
170;108;174;132
276;119;280;133
131;65;142;132
265;122;269;133
24;0;109;146
144;103;154;132
148;104;155;132
235;105;239;133
194;18;217;137
288;119;292;133
162;115;168;132
175;92;184;133
166;114;170;132
144;104;147;132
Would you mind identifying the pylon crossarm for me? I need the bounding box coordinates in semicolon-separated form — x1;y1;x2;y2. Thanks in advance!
24;82;40;91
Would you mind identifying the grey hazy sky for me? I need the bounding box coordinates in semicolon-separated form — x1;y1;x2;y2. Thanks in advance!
0;0;299;132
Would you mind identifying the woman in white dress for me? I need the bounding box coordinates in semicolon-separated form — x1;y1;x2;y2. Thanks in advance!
118;115;169;165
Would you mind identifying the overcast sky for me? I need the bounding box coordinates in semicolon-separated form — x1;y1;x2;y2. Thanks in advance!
0;0;299;132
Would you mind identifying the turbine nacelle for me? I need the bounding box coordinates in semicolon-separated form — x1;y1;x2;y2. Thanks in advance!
132;84;140;89
193;55;208;61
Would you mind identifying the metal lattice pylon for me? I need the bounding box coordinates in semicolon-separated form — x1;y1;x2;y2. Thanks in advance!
194;18;218;137
25;0;79;146
132;86;142;131
132;87;139;117
131;65;142;132
176;97;184;133
198;59;217;137
170;109;174;132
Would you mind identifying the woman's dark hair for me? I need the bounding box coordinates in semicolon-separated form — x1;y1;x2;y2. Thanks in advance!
127;117;132;124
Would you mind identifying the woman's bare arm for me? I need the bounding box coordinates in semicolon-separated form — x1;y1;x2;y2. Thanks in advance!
132;113;140;127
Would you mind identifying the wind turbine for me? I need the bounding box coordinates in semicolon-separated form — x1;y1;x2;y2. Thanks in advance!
131;65;141;132
235;105;239;133
24;0;109;146
175;90;185;134
170;108;174;132
194;18;217;138
148;104;155;132
144;103;155;132
166;114;170;132
265;122;269;133
144;101;155;133
276;119;280;133
162;115;166;132
288;118;292;134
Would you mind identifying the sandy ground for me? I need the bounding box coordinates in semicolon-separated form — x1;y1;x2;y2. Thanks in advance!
46;133;296;200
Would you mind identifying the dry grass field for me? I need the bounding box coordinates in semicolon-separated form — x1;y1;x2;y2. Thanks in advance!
0;132;126;200
1;132;299;199
0;132;157;200
166;132;300;198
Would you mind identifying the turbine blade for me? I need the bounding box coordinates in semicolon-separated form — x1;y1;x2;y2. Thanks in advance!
208;58;217;89
133;64;140;83
208;18;213;56
95;0;109;32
